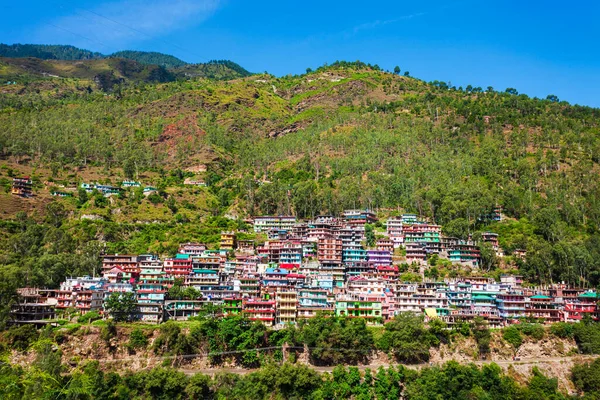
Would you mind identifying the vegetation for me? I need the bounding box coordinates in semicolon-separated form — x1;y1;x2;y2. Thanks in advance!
104;292;139;322
1;358;596;399
110;50;187;68
0;43;103;60
1;56;600;293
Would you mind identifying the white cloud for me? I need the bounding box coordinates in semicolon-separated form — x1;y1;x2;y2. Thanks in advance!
37;0;221;51
352;13;425;35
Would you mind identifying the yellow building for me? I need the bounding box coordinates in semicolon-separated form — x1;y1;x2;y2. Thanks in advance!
220;231;236;250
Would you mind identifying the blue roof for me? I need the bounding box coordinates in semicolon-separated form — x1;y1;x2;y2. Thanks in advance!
266;268;288;275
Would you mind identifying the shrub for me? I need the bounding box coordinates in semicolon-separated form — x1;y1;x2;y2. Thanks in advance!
4;325;39;351
503;326;523;350
519;323;545;340
573;322;600;354
127;328;149;351
100;320;117;347
78;311;102;324
550;322;575;339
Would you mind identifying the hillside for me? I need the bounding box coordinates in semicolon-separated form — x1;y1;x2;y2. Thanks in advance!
0;43;103;60
1;61;600;291
0;57;175;88
0;43;252;84
110;50;187;68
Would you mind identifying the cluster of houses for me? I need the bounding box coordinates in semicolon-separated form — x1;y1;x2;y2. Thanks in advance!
9;177;159;198
9;210;598;327
79;181;157;197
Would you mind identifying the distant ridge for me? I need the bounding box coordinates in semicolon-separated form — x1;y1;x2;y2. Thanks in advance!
0;43;253;82
0;43;103;60
110;50;187;68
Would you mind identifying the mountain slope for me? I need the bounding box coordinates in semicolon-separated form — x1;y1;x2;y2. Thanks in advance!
0;57;175;89
0;43;252;81
110;50;187;68
0;43;103;60
1;62;600;287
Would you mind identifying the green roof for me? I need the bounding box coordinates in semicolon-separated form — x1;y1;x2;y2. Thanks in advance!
579;292;597;298
472;295;494;300
192;269;218;274
531;295;551;299
175;253;190;259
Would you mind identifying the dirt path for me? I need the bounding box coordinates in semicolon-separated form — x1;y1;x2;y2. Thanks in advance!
177;355;597;376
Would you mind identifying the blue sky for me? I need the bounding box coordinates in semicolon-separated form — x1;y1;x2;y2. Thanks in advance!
3;0;600;107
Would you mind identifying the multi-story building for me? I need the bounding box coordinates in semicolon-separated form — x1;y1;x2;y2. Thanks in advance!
481;232;499;249
376;265;399;282
242;298;276;325
276;291;297;325
9;288;55;325
403;224;442;254
290;223;309;239
76;290;104;314
236;276;261;298
178;243;207;255
12;177;33;197
376;239;394;253
405;242;427;263
446;282;472;312
565;292;597;322
471;294;498;318
448;243;481;267
401;214;419;225
164;300;211;321
191;254;221;271
223;297;243;316
185;269;220;289
526;295;561;323
342;209;377;226
297;289;333;318
253;216;297;233
308;221;334;241
335;297;383;324
367;250;392;267
386;217;404;247
237;240;255;254
496;292;526;319
280;241;303;267
102;255;139;277
164;254;193;277
317;238;343;265
220;231;236;250
137;268;170;323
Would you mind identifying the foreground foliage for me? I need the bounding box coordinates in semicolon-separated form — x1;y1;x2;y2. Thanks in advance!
1;358;596;399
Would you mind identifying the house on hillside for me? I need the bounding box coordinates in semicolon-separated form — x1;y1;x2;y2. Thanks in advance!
12;177;33;197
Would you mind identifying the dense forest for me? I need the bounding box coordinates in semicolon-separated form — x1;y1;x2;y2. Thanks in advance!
1;56;600;319
0;44;103;60
110;51;187;68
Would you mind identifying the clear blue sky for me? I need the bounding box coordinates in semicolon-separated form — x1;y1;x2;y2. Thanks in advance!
3;0;600;107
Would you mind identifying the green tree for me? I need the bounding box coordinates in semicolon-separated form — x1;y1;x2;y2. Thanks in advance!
104;292;138;322
365;223;376;247
378;313;435;363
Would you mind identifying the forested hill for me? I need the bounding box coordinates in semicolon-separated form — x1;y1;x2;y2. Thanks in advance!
110;50;187;68
1;61;600;288
0;43;103;60
0;43;252;80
